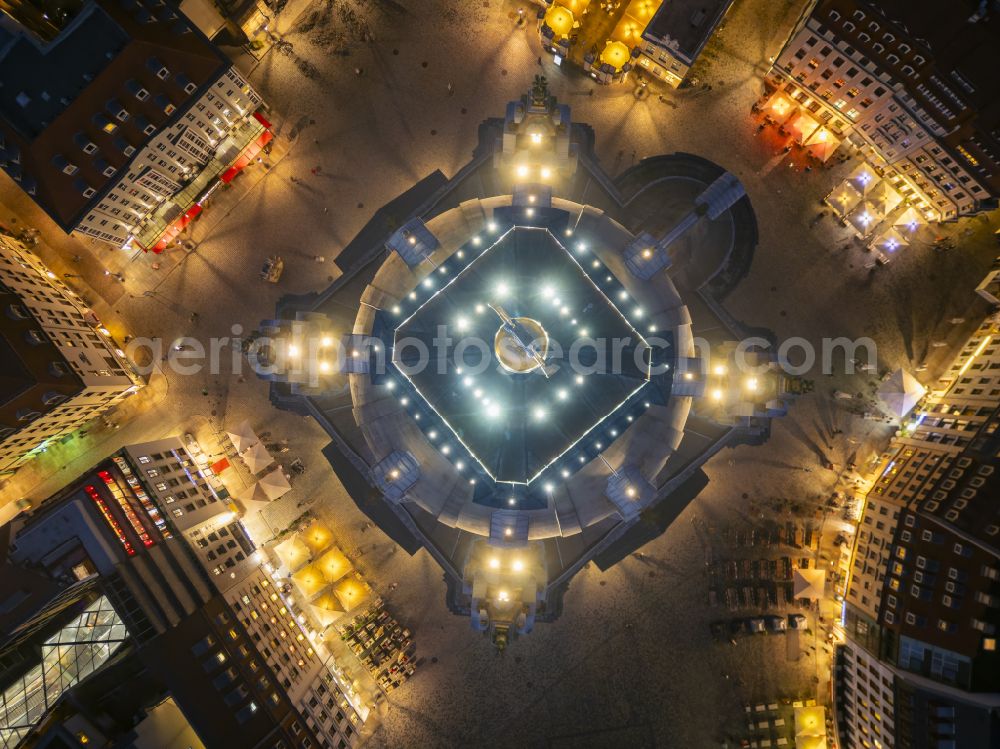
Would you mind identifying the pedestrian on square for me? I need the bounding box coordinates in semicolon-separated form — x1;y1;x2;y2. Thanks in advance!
447;82;454;95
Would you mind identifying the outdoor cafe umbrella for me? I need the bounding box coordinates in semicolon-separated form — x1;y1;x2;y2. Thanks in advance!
893;206;923;235
787;111;820;144
871;227;908;254
241;440;274;474
759;90;795;123
258;467;292;500
792;568;826;600
868;180;902;217
878;368;926;419
310;591;345;627
827;181;862;217
226;420;259;454
794;705;827;738
804;127;839;161
846;201;879;236
846;163;877;195
234;482;271;515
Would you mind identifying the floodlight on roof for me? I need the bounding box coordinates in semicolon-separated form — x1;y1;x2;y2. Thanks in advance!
557;389;568;400
517;164;529;178
489;557;500;569
496;281;510;298
512;559;524;572
541;167;552;179
575;375;584;385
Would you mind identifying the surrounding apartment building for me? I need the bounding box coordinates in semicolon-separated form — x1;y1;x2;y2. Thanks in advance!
0;232;140;475
1;437;372;748
770;0;1000;221
636;0;735;88
0;0;270;252
835;289;1000;748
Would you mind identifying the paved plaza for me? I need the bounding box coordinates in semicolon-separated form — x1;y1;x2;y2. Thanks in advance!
2;0;1000;746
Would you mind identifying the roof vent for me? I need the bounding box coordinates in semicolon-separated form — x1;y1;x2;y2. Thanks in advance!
15;92;30;108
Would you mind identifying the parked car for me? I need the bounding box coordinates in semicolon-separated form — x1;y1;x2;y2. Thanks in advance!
747;618;766;634
789;613;808;629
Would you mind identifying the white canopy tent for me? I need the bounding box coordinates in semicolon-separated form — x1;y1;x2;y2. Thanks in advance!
870;227;909;254
893;206;923;235
259;468;292;500
827;181;863;217
226;420;259;454
793;568;826;600
241;441;274;474
846;163;878;196
878;369;927;419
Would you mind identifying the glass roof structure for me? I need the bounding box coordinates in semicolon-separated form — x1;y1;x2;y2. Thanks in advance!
0;596;128;748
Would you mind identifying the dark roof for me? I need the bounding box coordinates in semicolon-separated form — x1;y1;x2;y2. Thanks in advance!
0;0;230;230
0;6;130;138
642;0;735;64
0;286;84;438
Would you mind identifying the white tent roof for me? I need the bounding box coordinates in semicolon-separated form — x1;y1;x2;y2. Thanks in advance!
234;482;271;513
869;180;902;217
793;568;826;600
259;468;292;500
226;420;259;454
878;369;927;418
827;181;863;217
893;206;923;234
241;441;274;474
846;163;878;195
871;227;908;254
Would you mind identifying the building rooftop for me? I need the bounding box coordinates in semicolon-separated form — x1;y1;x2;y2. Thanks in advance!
391;224;664;491
0;284;84;437
0;4;130;138
642;0;735;64
0;0;229;230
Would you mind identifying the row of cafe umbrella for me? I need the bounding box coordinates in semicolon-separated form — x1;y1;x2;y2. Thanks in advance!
273;519;374;628
225;420;293;515
758;90;842;163
826;163;923;250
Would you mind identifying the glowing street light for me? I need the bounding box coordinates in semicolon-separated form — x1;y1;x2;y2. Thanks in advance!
512;559;524;572
489;557;500;569
516;164;529;178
